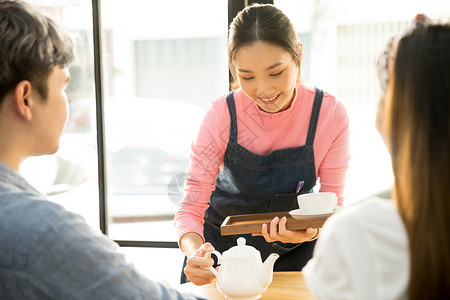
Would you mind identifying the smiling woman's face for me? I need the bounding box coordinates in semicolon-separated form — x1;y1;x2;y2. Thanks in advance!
232;41;300;113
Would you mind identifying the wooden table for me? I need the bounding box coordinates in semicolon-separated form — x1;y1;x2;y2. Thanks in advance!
176;272;316;299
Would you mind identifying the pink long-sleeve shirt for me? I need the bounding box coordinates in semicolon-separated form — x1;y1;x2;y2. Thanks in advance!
175;83;350;244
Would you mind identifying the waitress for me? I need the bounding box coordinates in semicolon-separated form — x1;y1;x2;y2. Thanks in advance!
175;3;350;286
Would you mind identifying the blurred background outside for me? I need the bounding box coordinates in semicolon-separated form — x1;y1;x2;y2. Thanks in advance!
20;0;450;286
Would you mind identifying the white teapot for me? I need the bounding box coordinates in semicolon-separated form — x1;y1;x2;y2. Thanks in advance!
209;237;279;300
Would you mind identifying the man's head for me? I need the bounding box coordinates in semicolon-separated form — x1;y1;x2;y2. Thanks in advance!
0;0;74;170
0;0;73;104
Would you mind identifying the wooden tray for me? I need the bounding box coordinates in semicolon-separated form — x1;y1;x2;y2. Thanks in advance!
220;211;332;236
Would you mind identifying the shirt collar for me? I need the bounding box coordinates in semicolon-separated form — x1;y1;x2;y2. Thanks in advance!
0;161;43;196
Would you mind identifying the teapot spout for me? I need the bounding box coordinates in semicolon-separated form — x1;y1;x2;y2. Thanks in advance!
260;253;279;288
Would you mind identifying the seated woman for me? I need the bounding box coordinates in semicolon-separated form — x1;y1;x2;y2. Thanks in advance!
302;24;450;300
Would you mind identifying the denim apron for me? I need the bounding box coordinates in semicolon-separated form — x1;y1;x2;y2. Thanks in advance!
181;88;323;283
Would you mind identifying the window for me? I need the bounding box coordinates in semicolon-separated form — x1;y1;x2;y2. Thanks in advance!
276;0;450;204
99;0;229;243
21;0;99;228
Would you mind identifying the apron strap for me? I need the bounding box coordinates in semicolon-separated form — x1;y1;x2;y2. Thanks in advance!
225;91;238;143
226;88;323;146
305;88;324;145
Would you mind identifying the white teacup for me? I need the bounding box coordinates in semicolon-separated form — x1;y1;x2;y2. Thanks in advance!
297;192;337;214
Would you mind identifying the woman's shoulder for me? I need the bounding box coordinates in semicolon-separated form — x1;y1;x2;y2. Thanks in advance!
206;89;253;121
196;93;232;143
299;83;348;129
326;198;404;236
200;93;230;125
208;89;248;108
300;83;346;112
320;91;348;122
207;93;228;111
304;199;408;300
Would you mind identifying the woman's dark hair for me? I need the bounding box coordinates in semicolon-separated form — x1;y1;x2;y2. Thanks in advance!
228;4;300;89
386;24;450;300
0;0;73;103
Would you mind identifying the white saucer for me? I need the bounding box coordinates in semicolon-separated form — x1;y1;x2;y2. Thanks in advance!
289;206;343;219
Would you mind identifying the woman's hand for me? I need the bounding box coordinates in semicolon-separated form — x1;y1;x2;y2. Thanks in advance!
252;216;319;244
183;242;217;286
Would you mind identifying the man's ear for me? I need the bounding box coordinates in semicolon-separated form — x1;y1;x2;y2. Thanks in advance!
14;80;33;121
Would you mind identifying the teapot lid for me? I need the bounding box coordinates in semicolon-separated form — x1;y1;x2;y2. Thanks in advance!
225;237;260;258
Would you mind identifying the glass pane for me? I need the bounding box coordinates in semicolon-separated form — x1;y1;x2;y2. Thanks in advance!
20;0;99;228
275;0;450;204
119;247;185;286
100;0;229;241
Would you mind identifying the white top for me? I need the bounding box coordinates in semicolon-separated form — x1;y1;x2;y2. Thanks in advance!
302;197;409;300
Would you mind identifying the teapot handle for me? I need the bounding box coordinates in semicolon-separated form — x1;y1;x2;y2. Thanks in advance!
207;250;221;277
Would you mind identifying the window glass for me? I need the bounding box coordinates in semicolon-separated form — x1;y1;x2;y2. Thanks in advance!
118;247;185;286
21;0;99;228
276;0;450;204
99;0;229;241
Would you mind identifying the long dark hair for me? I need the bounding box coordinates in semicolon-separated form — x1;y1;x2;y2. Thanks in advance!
386;24;450;299
227;4;301;90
